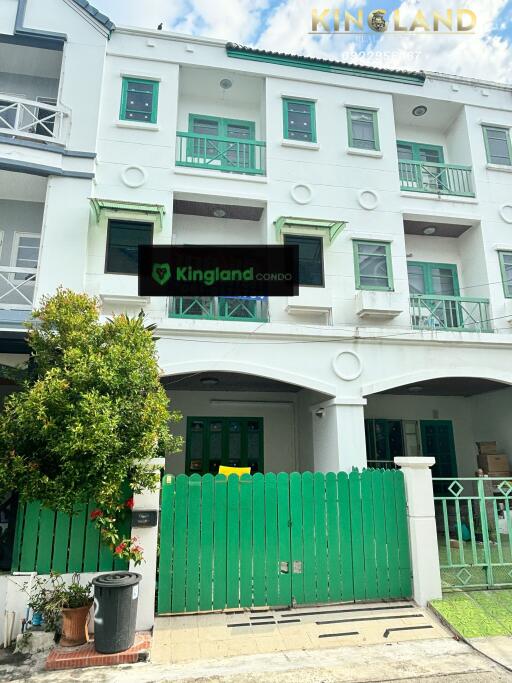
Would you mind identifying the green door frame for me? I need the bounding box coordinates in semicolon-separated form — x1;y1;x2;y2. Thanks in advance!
407;261;460;296
420;420;458;479
185;416;264;475
188;114;256;169
397;140;445;163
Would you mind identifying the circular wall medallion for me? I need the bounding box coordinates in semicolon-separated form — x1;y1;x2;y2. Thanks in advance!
121;165;147;188
358;189;379;211
499;204;512;224
290;183;313;205
332;350;363;381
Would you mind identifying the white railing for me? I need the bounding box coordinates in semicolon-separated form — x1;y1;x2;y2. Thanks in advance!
0;95;66;143
0;266;37;310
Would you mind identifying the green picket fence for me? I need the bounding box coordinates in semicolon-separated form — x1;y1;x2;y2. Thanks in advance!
158;469;412;614
11;501;129;574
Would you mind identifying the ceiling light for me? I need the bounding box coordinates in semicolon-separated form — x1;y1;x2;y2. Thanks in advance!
212;207;226;218
407;386;423;393
220;78;233;90
423;225;436;235
200;377;219;387
412;105;427;117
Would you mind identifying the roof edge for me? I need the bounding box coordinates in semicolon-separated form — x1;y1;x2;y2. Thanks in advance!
226;43;426;86
71;0;115;33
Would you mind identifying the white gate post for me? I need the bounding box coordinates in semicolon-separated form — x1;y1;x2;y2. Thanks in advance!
129;457;163;631
394;457;442;606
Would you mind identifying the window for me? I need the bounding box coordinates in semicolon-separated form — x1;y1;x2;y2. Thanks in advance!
498;251;512;297
283;98;316;143
397;141;444;164
283;234;324;286
105;220;153;275
347;107;379;151
11;233;40;281
483;126;512;166
120;78;159;123
353;240;393;291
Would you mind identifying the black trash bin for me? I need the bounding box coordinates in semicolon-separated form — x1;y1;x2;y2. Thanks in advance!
92;572;142;654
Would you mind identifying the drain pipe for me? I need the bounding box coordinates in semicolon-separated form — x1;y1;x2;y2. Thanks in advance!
4;611;15;648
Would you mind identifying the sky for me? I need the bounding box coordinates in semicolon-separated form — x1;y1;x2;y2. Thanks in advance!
95;0;512;83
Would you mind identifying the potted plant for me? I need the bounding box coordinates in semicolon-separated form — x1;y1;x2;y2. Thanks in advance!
59;574;93;647
25;573;93;646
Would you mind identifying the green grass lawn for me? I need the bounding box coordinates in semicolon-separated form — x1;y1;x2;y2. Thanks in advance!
431;590;512;638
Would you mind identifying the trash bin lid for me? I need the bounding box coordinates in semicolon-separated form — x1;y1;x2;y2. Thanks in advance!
92;572;142;588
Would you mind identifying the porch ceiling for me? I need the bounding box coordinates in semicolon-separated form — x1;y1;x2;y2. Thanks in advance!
161;371;302;392
173;200;264;221
381;377;509;397
403;219;472;238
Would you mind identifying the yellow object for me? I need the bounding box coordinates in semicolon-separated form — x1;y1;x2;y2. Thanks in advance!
218;466;251;477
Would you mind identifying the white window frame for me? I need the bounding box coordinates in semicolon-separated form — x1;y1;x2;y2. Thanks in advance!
10;231;41;281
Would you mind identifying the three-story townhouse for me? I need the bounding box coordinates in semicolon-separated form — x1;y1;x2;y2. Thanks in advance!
2;0;512;488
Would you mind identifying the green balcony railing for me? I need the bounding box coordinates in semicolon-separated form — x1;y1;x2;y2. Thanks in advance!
399;160;474;197
169;296;268;322
410;294;492;332
176;132;266;175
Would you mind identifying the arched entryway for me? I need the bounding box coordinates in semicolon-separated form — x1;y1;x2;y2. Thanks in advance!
160;369;334;476
363;374;512;478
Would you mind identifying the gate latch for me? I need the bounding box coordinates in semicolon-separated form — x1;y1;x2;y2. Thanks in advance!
279;561;289;574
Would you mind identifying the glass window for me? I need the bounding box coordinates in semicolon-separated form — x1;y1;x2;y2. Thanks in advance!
120;78;159;123
499;251;512;297
347;108;379;150
105;220;153;275
284;234;324;286
283;99;316;143
483;126;511;166
354;240;393;290
12;234;40;281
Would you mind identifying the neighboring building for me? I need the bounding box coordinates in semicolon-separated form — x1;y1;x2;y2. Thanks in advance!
2;0;512;480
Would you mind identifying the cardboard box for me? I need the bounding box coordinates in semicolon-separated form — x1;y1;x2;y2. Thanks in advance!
477;453;510;473
476;441;498;455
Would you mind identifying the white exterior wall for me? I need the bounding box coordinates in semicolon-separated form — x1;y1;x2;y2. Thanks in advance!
2;6;512;478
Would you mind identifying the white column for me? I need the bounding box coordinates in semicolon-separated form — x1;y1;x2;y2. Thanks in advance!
394;457;442;606
311;398;367;472
130;458;164;631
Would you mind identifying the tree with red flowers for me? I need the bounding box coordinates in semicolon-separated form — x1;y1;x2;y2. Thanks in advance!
0;289;182;562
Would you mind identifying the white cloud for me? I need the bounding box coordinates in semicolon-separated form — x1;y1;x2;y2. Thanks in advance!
95;0;512;83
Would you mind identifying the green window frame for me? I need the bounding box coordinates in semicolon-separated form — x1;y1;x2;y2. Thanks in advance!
483;125;512;166
347;107;379;151
282;98;316;143
105;219;154;275
396;140;444;163
186;417;264;475
498;251;512;298
120;77;159;124
353;240;393;291
283;234;324;286
188;114;256;168
407;261;460;296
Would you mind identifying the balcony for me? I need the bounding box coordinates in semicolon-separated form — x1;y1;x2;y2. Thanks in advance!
170;296;268;322
410;294;491;333
175;132;266;176
399;160;474;198
0;266;37;326
0;96;66;144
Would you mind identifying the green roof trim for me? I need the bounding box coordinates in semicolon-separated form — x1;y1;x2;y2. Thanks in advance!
90;198;165;227
275;216;347;244
226;43;425;86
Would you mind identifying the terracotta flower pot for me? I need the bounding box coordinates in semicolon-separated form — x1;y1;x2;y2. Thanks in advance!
60;603;92;647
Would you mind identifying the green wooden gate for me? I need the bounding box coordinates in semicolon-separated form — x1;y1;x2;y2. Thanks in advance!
157;469;412;614
434;476;512;590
